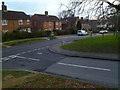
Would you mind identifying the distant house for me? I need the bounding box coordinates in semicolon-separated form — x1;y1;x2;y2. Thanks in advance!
81;19;98;30
61;16;79;30
1;2;32;32
31;11;62;31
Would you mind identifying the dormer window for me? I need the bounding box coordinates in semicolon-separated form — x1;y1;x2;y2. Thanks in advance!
27;20;30;24
2;20;8;25
18;20;23;25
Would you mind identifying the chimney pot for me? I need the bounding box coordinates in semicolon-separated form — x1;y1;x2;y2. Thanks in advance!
45;11;48;16
2;1;7;11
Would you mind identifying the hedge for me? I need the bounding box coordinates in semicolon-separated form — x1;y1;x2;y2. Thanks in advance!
2;29;77;42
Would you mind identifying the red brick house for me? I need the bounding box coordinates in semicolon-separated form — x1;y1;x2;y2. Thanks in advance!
1;2;32;32
31;11;62;31
61;16;79;30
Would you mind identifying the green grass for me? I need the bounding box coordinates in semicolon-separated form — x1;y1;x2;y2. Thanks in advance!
3;38;46;46
61;35;119;54
2;70;31;79
2;70;108;88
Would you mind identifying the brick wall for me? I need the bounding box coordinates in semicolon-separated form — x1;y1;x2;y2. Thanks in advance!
2;19;31;32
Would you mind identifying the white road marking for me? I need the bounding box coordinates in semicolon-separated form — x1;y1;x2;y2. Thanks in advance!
21;52;26;54
9;55;17;58
58;62;111;71
2;46;50;62
16;53;21;55
1;57;10;61
37;52;43;55
33;49;37;51
16;56;40;61
27;51;31;53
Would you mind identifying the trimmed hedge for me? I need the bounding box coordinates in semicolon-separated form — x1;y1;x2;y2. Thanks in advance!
2;29;77;42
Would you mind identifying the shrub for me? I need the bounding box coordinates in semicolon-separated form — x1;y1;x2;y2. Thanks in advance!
2;29;77;42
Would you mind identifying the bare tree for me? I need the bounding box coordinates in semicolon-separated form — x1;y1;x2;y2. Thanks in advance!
58;1;82;18
58;10;74;18
69;0;120;19
59;0;120;19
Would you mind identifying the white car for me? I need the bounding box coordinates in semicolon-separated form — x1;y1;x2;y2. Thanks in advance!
77;30;88;36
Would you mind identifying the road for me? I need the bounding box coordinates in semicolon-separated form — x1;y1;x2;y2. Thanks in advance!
1;34;119;88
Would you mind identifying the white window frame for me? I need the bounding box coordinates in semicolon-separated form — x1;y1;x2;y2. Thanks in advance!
56;28;59;30
2;20;8;25
2;30;8;33
27;20;30;24
18;20;23;25
49;28;52;30
49;22;52;26
56;22;58;25
60;22;62;25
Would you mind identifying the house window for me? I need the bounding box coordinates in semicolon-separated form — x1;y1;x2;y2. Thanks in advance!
56;22;58;25
27;20;30;24
34;22;37;27
60;22;62;25
2;20;8;25
2;30;8;33
49;22;52;26
49;28;52;30
27;28;31;33
18;20;23;25
56;28;59;30
44;22;47;26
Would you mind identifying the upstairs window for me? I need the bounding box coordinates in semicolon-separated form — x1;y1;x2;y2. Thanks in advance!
55;22;58;25
49;22;52;26
44;22;47;26
60;22;62;25
2;20;8;25
27;20;30;24
18;20;23;25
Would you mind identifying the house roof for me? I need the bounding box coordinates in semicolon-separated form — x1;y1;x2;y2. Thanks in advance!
81;19;98;28
62;17;79;24
1;10;30;20
34;14;60;22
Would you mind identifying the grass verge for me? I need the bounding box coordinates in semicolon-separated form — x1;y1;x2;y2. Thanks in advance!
3;38;47;46
2;70;108;88
61;34;119;54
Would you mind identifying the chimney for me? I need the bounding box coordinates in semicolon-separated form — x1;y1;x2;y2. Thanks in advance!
81;17;83;20
45;11;48;16
2;1;7;11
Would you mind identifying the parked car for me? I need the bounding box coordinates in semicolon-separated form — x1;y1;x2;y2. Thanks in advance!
77;30;88;36
99;30;108;34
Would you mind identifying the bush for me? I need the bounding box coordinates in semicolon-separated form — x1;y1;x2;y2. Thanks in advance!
2;29;77;42
54;29;77;36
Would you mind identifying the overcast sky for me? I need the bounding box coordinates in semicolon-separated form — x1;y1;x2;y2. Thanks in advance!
0;0;117;19
0;0;69;15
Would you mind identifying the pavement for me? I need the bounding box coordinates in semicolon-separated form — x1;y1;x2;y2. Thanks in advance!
49;43;119;61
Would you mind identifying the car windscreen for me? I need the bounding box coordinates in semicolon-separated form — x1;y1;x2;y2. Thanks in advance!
78;31;81;33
